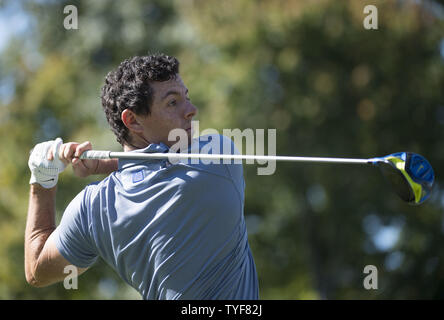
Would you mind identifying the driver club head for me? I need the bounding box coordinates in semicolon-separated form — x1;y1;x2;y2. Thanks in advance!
372;152;435;205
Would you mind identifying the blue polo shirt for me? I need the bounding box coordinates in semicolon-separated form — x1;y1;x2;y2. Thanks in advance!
53;134;259;300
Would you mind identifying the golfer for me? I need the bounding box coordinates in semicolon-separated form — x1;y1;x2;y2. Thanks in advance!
25;53;259;299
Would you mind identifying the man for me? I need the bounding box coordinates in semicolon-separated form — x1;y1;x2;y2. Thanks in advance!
25;53;259;299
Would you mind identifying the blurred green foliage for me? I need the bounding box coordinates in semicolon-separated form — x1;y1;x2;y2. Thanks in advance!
0;0;443;299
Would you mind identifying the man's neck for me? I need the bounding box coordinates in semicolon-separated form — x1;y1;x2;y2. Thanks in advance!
124;133;152;151
123;143;147;152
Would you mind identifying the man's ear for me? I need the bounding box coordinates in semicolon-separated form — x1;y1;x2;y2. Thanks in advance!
121;109;144;133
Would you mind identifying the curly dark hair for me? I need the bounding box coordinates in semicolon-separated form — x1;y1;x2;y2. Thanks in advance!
101;53;180;145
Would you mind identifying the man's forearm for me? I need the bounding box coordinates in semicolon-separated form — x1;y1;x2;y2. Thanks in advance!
96;159;119;175
25;184;56;283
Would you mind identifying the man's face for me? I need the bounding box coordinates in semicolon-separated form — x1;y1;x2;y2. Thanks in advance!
137;74;197;148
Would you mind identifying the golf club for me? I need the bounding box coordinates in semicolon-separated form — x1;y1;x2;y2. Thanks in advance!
80;150;435;205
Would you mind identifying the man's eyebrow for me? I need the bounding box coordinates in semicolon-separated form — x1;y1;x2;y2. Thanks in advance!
160;88;188;101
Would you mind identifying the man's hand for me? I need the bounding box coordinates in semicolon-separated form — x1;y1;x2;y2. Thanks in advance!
28;138;66;188
56;141;118;177
56;141;99;178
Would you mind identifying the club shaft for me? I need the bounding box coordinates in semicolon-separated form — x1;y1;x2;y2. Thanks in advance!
80;150;372;165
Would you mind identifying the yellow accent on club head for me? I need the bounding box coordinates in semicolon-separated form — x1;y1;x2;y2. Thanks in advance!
386;156;423;204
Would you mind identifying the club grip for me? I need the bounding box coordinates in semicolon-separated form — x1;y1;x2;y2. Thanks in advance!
80;150;111;160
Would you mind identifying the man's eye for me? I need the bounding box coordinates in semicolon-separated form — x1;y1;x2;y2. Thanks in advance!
168;99;177;106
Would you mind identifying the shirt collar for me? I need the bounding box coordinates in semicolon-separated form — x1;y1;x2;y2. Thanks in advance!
118;142;170;170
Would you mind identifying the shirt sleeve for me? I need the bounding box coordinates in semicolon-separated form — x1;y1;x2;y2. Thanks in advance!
52;187;98;268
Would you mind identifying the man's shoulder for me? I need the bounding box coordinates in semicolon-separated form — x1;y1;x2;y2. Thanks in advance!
184;134;244;190
80;176;112;201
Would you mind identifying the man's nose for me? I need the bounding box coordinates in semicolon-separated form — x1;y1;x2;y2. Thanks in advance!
185;101;198;119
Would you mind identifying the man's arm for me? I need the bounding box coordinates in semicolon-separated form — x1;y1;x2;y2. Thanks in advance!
25;139;115;287
25;184;87;287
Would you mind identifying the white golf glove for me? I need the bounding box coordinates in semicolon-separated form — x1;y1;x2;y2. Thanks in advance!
28;138;66;189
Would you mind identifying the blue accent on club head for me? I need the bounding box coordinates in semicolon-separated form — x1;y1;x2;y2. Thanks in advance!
390;152;406;161
404;152;435;204
370;152;406;165
406;153;434;187
373;152;435;204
